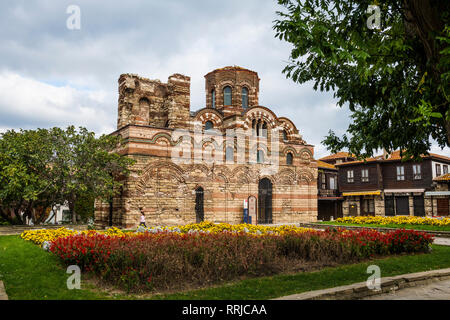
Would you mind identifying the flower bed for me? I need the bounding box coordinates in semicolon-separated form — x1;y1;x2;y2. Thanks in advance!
20;222;313;247
20;227;124;246
335;216;450;227
47;226;434;292
137;220;315;235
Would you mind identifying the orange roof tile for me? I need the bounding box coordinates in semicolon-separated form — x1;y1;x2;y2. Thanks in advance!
429;153;450;162
335;150;450;166
317;160;337;170
319;152;356;161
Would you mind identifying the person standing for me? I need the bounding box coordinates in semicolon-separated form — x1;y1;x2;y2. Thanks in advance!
139;208;147;227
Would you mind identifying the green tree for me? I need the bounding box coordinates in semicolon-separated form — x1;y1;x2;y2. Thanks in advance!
273;0;449;159
0;129;57;224
74;192;96;223
0;126;134;225
49;126;134;224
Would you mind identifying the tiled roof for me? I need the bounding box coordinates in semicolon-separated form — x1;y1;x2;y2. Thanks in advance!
319;152;356;161
205;66;258;76
317;160;337;170
335;150;450;166
434;173;450;182
429;153;450;162
383;150;450;162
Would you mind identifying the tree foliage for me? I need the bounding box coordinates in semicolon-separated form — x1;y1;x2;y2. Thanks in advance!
273;0;449;160
0;126;134;224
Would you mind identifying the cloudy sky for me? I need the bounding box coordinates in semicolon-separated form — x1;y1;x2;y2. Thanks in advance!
0;0;448;159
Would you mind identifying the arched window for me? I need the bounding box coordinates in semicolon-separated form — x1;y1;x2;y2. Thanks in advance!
223;86;232;106
282;130;288;141
205;121;213;131
242;87;248;109
257;150;264;164
252;119;256;136
262;122;267;138
286;152;293;165
225;147;234;163
139;97;150;106
211;89;216;108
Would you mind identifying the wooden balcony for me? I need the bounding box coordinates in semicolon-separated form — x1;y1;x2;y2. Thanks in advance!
318;189;340;197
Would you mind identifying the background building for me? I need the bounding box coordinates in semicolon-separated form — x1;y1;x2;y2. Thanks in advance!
316;160;342;221
335;150;450;217
315;152;356;221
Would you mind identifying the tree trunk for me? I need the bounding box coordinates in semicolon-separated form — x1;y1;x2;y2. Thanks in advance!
446;119;450;147
35;206;48;225
30;208;37;225
0;207;15;224
12;207;24;224
48;207;56;223
403;0;445;80
70;201;77;224
24;201;34;225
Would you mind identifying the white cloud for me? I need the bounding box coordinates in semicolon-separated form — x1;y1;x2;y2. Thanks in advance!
430;144;450;158
0;71;115;135
0;0;448;159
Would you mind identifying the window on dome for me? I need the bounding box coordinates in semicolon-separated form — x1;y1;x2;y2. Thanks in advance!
242;87;248;109
211;89;216;108
223;86;232;106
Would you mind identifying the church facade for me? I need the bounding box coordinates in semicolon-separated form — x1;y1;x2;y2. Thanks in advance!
95;66;318;228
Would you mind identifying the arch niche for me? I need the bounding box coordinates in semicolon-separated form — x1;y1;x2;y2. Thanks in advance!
195;187;204;223
258;178;273;224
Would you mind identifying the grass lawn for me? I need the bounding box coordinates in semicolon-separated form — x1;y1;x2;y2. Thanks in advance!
1;235;450;300
0;235;128;300
315;221;450;232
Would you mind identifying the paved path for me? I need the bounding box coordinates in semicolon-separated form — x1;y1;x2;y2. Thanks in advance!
434;237;450;246
0;224;88;236
275;268;450;300
362;279;450;300
0;281;7;300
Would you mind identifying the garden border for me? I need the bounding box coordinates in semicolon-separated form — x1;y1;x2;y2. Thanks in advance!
273;267;450;300
0;224;88;236
299;223;450;238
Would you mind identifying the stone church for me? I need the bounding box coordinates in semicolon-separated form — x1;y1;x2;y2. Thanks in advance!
95;66;318;228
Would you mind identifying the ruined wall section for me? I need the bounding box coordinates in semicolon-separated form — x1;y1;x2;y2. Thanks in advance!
167;74;191;129
117;73;190;129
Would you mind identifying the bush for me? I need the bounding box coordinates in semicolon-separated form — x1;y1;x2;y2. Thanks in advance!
49;227;434;292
